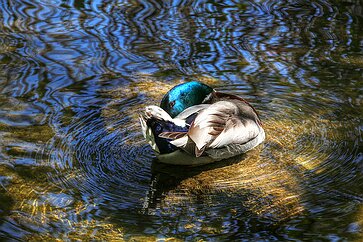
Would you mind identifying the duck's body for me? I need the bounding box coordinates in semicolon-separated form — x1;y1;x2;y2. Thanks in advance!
139;81;265;165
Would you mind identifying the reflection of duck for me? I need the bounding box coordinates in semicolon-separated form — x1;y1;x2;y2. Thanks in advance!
139;81;265;165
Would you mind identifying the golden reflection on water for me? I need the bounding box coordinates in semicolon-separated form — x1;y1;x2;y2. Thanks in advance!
0;76;225;241
1;77;361;240
356;205;363;238
27;220;124;241
0;76;362;241
147;120;308;222
102;77;341;223
0;123;125;240
1;163;125;240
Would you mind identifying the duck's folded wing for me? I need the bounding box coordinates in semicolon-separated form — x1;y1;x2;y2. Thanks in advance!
208;118;261;148
188;101;261;156
158;132;196;155
206;130;265;160
175;104;210;120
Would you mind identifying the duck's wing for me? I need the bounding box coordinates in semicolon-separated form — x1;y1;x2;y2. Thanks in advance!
188;100;262;157
158;132;195;155
157;104;208;141
157;104;210;155
152;104;208;140
205;129;265;160
175;104;210;120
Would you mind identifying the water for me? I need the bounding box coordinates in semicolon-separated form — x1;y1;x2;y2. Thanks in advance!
0;0;362;240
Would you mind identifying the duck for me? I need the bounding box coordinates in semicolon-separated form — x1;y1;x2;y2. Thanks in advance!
139;81;265;165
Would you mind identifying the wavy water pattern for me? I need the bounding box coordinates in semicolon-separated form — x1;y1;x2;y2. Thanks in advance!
0;0;362;240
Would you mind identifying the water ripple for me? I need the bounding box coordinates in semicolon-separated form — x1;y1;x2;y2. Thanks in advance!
0;0;362;240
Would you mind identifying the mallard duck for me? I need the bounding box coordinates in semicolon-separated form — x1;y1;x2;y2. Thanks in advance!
139;81;265;165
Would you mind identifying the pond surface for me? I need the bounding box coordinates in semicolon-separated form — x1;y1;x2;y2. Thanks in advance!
0;0;362;241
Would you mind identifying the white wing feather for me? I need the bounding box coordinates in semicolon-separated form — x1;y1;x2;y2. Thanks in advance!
188;101;261;152
209;118;261;148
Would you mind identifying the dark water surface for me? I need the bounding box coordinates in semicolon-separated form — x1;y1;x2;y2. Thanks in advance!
0;0;362;240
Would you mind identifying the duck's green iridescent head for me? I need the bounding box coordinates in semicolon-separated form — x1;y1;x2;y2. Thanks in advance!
160;81;213;118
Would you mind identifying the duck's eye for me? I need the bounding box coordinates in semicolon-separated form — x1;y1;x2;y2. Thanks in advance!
169;100;175;108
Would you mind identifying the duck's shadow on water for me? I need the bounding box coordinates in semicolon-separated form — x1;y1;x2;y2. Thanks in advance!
141;147;305;224
143;155;246;210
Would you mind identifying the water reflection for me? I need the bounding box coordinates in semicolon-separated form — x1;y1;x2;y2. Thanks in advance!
0;0;362;240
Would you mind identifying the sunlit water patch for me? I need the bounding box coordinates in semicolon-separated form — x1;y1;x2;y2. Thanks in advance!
3;77;353;240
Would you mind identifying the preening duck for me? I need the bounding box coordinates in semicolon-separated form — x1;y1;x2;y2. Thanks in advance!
139;81;265;165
